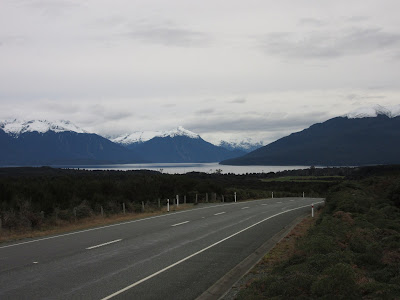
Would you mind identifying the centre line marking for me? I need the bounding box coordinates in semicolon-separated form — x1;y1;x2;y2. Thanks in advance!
214;212;226;216
101;201;324;300
86;239;122;250
261;204;268;206
241;207;249;209
171;221;189;227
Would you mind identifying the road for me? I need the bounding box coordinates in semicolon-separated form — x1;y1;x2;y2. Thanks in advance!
0;197;323;300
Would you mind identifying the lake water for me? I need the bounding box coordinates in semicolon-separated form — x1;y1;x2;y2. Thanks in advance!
59;163;311;174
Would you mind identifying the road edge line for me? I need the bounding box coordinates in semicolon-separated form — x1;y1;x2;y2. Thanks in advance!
101;201;324;300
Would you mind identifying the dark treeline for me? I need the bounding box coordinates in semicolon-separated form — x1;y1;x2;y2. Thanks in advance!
0;166;349;230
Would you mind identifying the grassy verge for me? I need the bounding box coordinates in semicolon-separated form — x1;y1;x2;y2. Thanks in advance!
0;204;193;244
236;175;400;299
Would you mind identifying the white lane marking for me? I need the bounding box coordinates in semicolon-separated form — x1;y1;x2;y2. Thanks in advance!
261;204;268;206
290;200;294;202
33;262;39;264
101;201;324;300
171;221;189;227
214;212;226;216
0;198;325;249
241;207;249;210
86;239;122;250
0;200;265;249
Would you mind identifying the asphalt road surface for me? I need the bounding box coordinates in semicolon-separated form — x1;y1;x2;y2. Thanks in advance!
0;197;323;300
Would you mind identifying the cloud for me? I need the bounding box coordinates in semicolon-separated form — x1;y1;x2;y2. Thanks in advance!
196;108;215;114
299;18;326;27
345;93;386;101
19;0;81;16
344;16;370;23
260;27;400;59
126;21;211;47
229;98;246;104
186;111;330;134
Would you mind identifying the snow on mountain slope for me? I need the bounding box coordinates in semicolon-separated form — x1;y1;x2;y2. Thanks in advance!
218;138;264;153
346;104;400;119
0;120;87;137
111;131;160;145
112;126;200;145
159;126;200;139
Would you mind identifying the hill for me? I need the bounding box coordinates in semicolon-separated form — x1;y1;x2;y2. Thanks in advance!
221;114;400;166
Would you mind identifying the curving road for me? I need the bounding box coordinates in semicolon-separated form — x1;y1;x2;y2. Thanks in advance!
0;197;323;300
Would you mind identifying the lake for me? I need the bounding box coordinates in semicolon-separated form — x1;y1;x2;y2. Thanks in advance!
58;163;312;174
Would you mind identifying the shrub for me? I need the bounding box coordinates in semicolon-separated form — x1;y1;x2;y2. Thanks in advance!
311;263;359;298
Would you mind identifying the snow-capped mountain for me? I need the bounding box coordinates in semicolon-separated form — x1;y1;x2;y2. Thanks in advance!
111;131;160;145
0;119;144;165
218;139;264;153
112;126;200;146
346;104;400;119
112;126;243;163
0;119;87;137
159;126;200;139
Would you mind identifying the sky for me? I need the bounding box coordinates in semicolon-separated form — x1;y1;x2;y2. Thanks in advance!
1;0;400;145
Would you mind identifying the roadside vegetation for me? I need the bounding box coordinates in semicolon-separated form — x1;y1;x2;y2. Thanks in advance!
261;175;344;183
236;166;400;299
0;166;341;242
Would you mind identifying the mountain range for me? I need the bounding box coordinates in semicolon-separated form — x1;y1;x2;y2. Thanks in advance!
0;121;247;165
112;127;246;163
221;106;400;166
2;105;400;167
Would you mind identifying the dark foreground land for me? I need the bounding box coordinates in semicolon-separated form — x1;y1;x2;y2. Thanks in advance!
235;165;400;299
0;166;342;235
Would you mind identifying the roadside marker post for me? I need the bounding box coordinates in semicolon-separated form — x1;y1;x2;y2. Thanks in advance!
167;199;170;212
303;192;305;198
176;195;179;207
312;203;314;217
272;192;274;199
234;192;237;203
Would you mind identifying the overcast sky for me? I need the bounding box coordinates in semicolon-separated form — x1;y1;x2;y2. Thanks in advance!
1;0;399;144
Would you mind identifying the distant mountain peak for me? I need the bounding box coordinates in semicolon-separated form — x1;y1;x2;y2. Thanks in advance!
111;131;159;145
345;104;400;119
0;119;87;137
159;126;200;139
218;138;264;153
112;126;200;146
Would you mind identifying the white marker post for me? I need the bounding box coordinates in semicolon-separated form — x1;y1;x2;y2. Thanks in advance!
312;203;314;217
167;199;170;212
272;192;274;199
176;195;179;207
234;192;237;203
303;192;305;198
